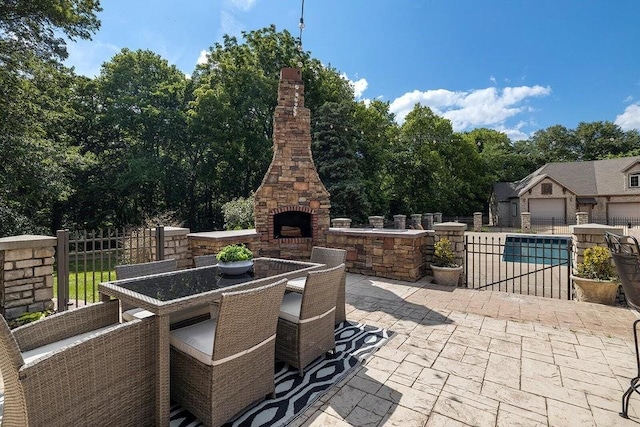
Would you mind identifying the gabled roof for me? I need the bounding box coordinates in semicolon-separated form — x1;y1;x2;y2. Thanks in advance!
493;155;640;200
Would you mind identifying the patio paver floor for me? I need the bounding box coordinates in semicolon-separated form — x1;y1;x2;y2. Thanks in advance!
295;273;640;426
2;272;639;426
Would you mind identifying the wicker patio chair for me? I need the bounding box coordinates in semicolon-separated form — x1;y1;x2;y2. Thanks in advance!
277;263;345;376
116;258;212;325
605;231;640;418
287;246;348;325
169;279;287;427
194;254;218;268
0;300;157;427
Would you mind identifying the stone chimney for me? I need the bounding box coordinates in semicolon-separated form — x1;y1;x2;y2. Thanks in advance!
254;68;331;259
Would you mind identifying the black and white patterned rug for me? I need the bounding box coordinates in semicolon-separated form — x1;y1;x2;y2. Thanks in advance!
171;321;393;427
0;322;391;427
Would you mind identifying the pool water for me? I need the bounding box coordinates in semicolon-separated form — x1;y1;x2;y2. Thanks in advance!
502;235;571;265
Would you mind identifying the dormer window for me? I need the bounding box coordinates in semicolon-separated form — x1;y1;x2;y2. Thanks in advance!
631;173;640;188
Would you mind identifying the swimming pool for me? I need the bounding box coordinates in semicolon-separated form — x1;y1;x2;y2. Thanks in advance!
502;234;571;265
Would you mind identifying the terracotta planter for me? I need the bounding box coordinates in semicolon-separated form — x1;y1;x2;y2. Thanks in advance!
431;265;463;286
571;275;619;305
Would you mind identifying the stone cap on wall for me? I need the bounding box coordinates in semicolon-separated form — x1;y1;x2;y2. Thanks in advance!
328;228;433;239
157;226;190;237
433;222;468;232
569;224;624;235
0;235;57;251
187;229;259;240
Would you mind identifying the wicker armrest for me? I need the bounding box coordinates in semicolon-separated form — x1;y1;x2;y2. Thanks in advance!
11;316;157;426
12;300;120;352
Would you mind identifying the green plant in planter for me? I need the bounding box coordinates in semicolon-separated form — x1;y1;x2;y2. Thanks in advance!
216;244;253;263
433;238;458;267
574;246;616;280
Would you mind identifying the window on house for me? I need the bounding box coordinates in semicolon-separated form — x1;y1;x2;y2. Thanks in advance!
630;173;640;188
541;183;552;195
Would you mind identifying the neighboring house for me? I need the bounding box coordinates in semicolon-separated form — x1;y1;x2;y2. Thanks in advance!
490;155;640;227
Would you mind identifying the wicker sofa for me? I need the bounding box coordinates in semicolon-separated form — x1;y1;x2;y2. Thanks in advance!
0;300;157;427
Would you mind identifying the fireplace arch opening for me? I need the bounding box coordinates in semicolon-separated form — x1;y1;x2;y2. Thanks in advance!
273;211;312;239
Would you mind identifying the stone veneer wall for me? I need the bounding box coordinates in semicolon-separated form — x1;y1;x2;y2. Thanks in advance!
326;228;434;282
150;227;192;269
188;230;260;266
570;223;624;269
0;235;56;319
433;222;467;286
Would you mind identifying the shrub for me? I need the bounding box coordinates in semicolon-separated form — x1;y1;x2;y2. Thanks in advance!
433;238;458;267
222;193;255;230
574;246;617;280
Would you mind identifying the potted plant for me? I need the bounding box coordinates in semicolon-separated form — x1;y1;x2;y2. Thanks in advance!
431;238;463;286
571;245;619;305
216;244;254;275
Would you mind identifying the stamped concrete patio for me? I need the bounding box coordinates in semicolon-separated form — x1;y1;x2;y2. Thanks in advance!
294;272;640;427
1;271;639;426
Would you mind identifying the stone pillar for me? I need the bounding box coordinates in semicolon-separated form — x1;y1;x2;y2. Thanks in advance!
368;216;384;228
576;212;589;225
473;212;483;232
521;212;531;232
570;224;624;271
393;214;406;230
161;227;191;269
410;214;423;229
433;213;443;224
0;235;56;319
433;222;467;285
331;218;352;228
422;213;434;230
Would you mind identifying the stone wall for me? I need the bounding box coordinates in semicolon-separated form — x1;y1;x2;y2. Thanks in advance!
153;227;191;269
0;235;56;319
326;228;434;282
188;230;260;266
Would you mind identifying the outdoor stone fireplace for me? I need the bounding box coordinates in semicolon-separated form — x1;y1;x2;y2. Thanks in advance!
254;68;330;259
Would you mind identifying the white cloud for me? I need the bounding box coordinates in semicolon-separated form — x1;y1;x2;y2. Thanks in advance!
65;40;120;77
389;85;552;134
489;76;497;85
197;50;209;65
623;95;635;103
615;103;640;131
339;72;369;99
226;0;257;11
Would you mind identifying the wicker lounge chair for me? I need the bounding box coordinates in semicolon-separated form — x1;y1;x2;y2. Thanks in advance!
287;246;348;325
169;279;287;427
194;254;218;268
605;231;640;418
115;258;214;325
0;300;157;427
278;263;345;376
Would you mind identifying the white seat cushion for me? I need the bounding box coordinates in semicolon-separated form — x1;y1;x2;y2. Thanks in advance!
279;292;303;323
22;325;114;365
170;318;217;366
286;277;306;292
122;308;154;321
122;304;215;323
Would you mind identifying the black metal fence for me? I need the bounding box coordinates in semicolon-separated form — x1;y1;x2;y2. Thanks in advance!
55;227;165;311
466;234;572;299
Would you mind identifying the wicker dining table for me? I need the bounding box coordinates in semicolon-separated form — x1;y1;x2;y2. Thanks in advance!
99;257;322;427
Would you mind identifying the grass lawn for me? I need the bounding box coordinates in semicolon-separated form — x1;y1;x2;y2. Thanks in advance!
54;260;118;305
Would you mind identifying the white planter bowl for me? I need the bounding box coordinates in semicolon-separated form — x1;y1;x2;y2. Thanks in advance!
217;260;254;275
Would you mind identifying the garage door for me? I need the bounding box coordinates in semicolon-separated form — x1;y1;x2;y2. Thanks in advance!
529;199;565;221
608;203;640;224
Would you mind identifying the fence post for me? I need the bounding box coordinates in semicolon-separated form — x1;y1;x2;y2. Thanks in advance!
521;212;531;232
433;222;467;285
155;226;165;261
393;214;406;229
369;216;384;228
473;212;483;232
56;230;70;312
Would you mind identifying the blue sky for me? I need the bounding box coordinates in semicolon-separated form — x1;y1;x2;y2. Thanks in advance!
65;0;640;141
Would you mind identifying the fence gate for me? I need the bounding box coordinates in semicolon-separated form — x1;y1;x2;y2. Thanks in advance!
465;234;572;300
55;227;165;311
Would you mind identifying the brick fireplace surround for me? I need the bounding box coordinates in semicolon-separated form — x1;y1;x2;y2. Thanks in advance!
253;68;331;259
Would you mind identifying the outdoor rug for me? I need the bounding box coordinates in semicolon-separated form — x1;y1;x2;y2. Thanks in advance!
170;321;394;427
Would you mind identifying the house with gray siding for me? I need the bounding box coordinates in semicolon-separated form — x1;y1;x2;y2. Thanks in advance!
490;155;640;227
